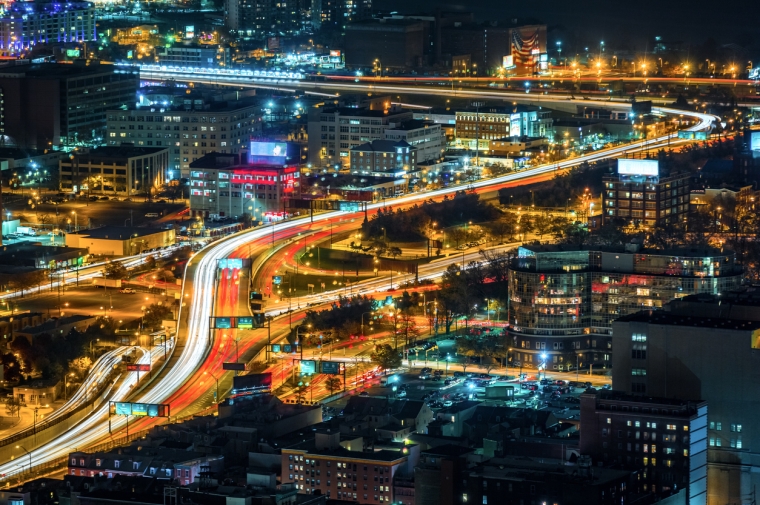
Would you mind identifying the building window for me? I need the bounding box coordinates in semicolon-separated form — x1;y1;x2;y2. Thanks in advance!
631;368;646;376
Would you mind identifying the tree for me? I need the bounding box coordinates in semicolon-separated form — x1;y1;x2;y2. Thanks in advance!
142;303;173;330
0;352;21;382
387;246;403;260
294;385;308;404
104;261;128;280
448;228;468;247
10;270;47;296
370;344;402;373
5;397;21;417
325;377;343;395
398;312;422;348
532;214;553;240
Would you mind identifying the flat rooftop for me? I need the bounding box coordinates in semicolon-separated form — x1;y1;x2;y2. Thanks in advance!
73;146;168;162
69;226;169;240
0;61;127;79
616;309;760;331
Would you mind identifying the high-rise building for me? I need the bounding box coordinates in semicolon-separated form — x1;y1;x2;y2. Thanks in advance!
579;390;708;503
225;0;306;37
312;0;372;28
0;1;96;54
106;97;262;178
611;293;760;505
0;61;138;149
307;98;412;167
344;19;426;69
507;244;743;371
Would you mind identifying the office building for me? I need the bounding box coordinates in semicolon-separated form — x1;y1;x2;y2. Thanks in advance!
225;0;305;37
349;140;416;174
188;150;300;219
0;1;96;54
155;44;231;67
344;19;426;69
382;119;445;162
603;165;691;228
0;61;138;148
612;293;760;505
507;244;743;370
313;0;372;28
307;98;413;167
59;146;169;198
455;106;553;151
106;97;262;178
580;390;708;503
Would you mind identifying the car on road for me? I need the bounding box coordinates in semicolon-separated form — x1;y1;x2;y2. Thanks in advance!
395;390;407;398
456;244;467;250
419;373;430;380
145;212;160;218
443;400;453;407
119;288;136;294
359;391;369;396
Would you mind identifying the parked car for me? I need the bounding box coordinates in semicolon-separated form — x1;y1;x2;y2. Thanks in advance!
119;288;136;294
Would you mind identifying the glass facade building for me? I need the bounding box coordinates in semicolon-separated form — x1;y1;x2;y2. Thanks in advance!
507;245;743;370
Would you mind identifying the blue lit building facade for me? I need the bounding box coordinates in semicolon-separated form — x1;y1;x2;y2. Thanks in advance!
0;2;96;54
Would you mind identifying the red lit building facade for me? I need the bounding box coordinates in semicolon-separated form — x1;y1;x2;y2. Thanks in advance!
188;151;300;220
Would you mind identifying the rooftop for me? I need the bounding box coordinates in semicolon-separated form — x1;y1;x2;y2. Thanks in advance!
18;314;95;336
318;106;411;118
585;390;706;410
615;309;760;331
281;439;410;463
69;226;170;240
386;119;436;131
351;139;413;153
0;61;129;79
72;146;169;162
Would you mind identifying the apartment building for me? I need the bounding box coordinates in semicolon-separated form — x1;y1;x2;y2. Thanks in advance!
106;98;262;178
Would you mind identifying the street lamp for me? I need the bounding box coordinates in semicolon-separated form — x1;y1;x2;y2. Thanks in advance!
204;371;219;403
15;445;31;473
540;353;547;380
71;211;77;231
361;311;374;338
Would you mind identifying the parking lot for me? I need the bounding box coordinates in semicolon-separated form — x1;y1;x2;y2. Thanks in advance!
355;367;607;413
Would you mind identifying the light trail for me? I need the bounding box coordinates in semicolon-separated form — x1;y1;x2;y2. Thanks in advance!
0;87;716;477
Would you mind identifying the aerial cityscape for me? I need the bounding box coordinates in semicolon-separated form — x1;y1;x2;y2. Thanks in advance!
0;1;755;504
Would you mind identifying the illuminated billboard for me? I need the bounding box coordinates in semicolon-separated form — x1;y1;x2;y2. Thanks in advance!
126;364;150;372
510;113;521;137
113;402;169;417
251;141;286;157
617;159;659;177
502;55;514;68
750;131;760;151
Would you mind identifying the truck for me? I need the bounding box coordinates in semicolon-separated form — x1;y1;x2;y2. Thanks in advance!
93;278;122;288
16;226;36;236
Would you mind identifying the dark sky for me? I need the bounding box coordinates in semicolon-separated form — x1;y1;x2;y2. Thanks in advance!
374;0;760;52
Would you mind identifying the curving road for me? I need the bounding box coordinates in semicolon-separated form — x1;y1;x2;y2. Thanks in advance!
0;90;717;478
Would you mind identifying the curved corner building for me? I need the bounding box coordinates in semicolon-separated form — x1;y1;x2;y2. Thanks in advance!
507;244;743;371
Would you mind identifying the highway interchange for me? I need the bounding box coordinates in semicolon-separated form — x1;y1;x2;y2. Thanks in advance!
0;77;719;481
